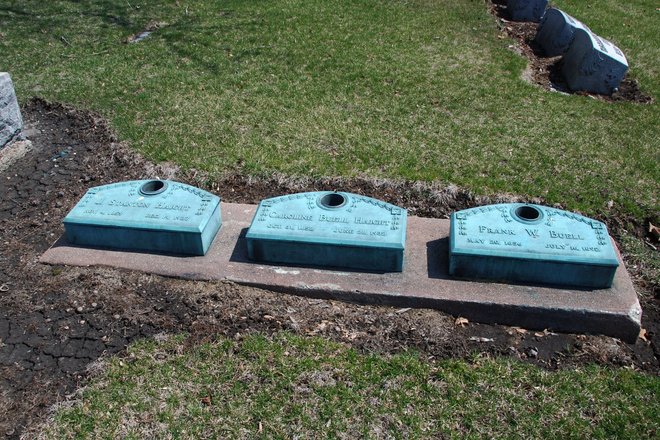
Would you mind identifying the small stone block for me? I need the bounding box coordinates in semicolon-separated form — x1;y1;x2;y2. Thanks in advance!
63;180;221;255
561;28;628;95
535;8;590;57
246;191;407;272
0;72;23;148
507;0;548;22
449;203;619;288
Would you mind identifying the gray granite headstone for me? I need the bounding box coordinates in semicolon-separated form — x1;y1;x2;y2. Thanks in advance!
0;73;23;148
535;8;590;57
507;0;548;22
561;29;628;95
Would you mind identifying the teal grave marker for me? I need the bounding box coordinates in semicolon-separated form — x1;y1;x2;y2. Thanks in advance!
246;192;407;272
507;0;548;22
449;203;618;288
535;8;589;57
561;28;628;95
64;180;221;255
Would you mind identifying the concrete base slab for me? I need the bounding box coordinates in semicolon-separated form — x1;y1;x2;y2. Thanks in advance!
41;202;642;342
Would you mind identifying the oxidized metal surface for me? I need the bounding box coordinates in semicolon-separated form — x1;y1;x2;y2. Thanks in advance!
507;0;548;22
535;8;589;57
246;191;407;272
449;203;619;288
64;180;221;255
561;28;628;95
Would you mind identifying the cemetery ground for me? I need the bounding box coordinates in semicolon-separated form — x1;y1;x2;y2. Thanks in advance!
2;95;658;440
0;0;658;438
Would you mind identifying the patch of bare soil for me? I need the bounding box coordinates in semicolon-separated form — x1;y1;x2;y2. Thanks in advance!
488;0;653;103
0;99;657;438
122;21;167;44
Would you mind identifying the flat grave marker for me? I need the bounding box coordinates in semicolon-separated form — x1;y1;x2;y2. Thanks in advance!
449;203;619;288
246;191;407;272
64;180;221;255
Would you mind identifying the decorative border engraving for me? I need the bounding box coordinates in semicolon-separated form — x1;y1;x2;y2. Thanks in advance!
248;192;406;245
451;203;617;262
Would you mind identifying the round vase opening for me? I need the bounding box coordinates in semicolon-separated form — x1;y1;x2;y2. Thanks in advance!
515;205;541;222
140;180;168;196
319;193;347;209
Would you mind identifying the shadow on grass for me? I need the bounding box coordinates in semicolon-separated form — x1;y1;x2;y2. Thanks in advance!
158;14;269;76
0;0;249;76
0;0;135;33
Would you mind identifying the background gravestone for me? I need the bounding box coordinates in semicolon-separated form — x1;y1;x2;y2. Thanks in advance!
507;0;548;22
561;28;628;95
535;8;590;57
0;72;23;148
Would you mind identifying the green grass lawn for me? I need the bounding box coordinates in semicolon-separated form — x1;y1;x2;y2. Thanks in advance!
0;0;657;219
42;333;659;439
3;3;658;438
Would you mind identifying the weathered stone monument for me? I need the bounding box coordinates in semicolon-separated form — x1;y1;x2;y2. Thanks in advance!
561;28;628;95
449;203;619;288
0;73;23;148
64;180;221;255
535;8;590;57
246;191;407;272
507;0;548;22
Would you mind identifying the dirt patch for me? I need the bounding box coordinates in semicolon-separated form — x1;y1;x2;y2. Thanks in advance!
0;98;657;438
488;0;653;103
123;21;167;44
